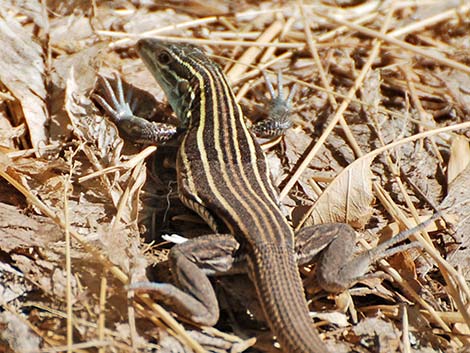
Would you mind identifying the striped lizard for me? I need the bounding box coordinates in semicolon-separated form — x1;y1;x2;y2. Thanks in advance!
95;38;442;353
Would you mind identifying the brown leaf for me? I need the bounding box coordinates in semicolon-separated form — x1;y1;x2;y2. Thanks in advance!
65;67;123;166
447;135;470;185
0;12;48;150
0;202;62;252
309;156;374;228
0;312;41;352
440;160;470;279
388;251;420;293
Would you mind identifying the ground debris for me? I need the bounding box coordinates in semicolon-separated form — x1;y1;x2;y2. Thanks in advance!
0;1;469;352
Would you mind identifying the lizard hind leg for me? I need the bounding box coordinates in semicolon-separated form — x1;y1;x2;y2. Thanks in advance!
295;213;442;293
295;223;362;293
130;234;240;326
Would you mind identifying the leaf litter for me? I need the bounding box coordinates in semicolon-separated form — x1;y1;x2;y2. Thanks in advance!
0;1;470;352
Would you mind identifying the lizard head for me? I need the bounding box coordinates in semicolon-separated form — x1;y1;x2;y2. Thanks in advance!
136;38;217;126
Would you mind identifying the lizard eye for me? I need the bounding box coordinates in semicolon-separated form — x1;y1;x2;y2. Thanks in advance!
157;51;171;65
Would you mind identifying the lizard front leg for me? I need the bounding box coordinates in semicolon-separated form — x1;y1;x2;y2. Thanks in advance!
94;74;179;144
251;71;296;138
131;234;241;326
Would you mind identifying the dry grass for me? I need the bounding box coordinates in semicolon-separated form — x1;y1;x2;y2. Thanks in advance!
0;1;470;352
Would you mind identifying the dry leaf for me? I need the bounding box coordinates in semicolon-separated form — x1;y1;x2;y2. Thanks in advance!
388;252;420;292
447;135;470;185
0;12;48;150
65;67;123;166
0;312;41;353
352;317;400;352
314;311;350;328
441;161;470;278
309;156;374;228
0;202;63;252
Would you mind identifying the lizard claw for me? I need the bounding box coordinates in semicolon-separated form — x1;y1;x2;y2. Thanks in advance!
93;73;178;144
252;70;296;138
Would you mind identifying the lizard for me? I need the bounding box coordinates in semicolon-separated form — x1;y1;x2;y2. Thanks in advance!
94;38;443;353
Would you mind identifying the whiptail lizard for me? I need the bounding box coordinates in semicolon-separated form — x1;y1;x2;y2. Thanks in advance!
95;38;443;353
